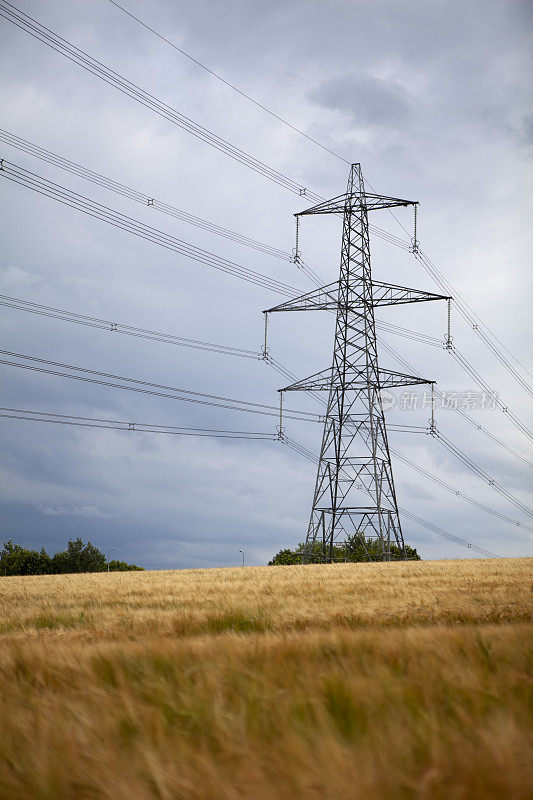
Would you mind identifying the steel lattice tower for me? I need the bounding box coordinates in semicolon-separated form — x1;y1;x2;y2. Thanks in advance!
266;164;449;562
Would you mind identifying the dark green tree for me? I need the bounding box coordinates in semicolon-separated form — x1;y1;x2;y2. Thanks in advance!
268;535;421;565
1;538;144;575
107;559;144;572
267;548;302;566
51;537;107;573
0;540;51;576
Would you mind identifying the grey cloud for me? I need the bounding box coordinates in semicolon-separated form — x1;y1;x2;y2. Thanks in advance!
308;73;413;129
520;115;533;147
37;504;119;519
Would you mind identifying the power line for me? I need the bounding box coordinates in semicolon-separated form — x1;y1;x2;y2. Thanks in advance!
106;0;350;165
110;0;527;401
5;162;520;496
0;407;277;439
0;160;299;296
0;293;262;360
0;128;290;262
0;1;322;202
0;127;390;288
0;342;426;437
0;348;320;423
391;446;533;532
447;344;533;443
376;319;443;348
398;508;501;558
433;430;533;519
415;250;533;397
10;403;502;556
379;337;533;470
0;293;432;436
8;288;517;517
2;306;519;543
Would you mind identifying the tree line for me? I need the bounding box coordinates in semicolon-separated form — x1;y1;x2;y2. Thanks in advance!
1;538;143;576
268;535;420;565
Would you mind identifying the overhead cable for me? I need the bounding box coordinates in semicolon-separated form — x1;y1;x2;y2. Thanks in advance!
0;128;290;262
391;446;533;532
398;507;501;558
8;407;501;556
0;348;320;423
0;291;432;435
0;407;277;439
0;1;322;201
106;0;350;165
0;160;299;296
415;250;533;398
1;3;525;385
0;127;396;287
376;319;442;348
433;430;533;519
0;294;262;359
447;344;533;443
379;337;533;470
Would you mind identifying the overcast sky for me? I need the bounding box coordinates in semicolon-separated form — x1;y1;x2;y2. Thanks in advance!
0;0;531;568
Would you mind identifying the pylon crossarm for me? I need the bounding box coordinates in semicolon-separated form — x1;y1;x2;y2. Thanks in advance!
281;367;333;392
316;505;394;513
296;192;416;217
264;281;339;313
265;279;448;315
281;368;433;394
378;368;435;389
371;280;450;307
281;366;433;393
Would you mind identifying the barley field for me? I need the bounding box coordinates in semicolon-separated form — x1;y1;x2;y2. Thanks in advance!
0;559;531;799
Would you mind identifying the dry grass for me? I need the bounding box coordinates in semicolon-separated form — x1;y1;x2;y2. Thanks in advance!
0;559;531;799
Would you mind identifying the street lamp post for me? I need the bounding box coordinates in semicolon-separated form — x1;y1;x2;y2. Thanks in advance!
107;547;115;572
239;550;245;567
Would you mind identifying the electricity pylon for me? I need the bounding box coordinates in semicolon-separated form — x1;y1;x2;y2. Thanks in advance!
265;163;449;562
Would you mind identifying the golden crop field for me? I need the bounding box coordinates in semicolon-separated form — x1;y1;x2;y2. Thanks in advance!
0;558;531;799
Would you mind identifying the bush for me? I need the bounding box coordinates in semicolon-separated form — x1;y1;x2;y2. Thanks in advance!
0;540;51;576
51;538;106;574
107;559;144;572
269;535;420;565
1;538;144;576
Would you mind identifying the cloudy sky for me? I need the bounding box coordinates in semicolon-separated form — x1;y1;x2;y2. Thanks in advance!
0;0;531;568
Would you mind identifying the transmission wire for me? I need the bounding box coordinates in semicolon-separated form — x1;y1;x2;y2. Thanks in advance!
390;447;533;532
415;251;533;396
3;300;526;525
0;407;276;439
379;338;533;469
0;128;291;262
0;127;399;288
106;0;350;165
0;294;262;359
0;160;299;296
0;1;322;201
0;348;320;423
